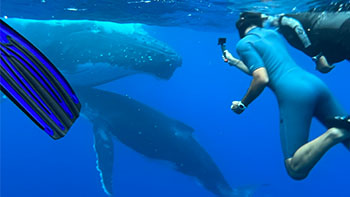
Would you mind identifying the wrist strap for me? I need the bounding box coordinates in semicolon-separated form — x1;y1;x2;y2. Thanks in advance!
238;101;247;110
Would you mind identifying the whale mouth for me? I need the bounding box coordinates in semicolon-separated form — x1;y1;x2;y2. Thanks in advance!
141;53;182;80
125;38;182;79
155;58;182;79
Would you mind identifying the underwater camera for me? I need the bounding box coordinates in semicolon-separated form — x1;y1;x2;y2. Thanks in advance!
217;38;228;62
217;37;226;46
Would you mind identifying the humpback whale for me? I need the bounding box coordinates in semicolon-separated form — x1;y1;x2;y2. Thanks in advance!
1;18;258;196
4;18;182;87
77;87;237;196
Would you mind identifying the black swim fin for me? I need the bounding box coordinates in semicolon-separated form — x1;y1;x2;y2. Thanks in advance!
328;115;350;130
0;19;81;140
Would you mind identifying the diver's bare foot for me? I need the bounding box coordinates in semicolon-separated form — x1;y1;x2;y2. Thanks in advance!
328;127;350;144
329;126;350;151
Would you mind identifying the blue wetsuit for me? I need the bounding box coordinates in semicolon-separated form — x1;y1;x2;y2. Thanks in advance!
236;27;347;158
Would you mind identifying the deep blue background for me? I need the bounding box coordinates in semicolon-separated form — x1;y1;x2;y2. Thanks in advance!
1;24;350;197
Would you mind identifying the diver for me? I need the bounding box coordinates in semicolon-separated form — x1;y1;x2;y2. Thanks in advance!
240;11;350;73
221;12;350;180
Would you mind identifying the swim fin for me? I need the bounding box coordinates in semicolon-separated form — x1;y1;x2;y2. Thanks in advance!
328;115;350;130
0;19;81;140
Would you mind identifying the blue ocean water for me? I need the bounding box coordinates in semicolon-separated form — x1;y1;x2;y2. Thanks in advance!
1;1;350;197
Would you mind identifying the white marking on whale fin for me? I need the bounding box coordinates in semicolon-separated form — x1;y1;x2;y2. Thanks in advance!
93;124;114;196
173;120;194;139
174;120;194;133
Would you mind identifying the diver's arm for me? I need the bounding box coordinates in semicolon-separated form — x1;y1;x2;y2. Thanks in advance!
232;41;269;114
231;67;269;114
230;59;251;75
263;14;311;48
223;50;251;75
241;67;269;106
263;15;280;27
279;16;311;48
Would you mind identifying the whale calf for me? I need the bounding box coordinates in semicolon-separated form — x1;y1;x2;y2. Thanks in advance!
77;87;238;196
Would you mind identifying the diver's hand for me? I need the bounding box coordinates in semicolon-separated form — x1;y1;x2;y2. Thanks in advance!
231;101;246;114
222;50;239;66
222;51;251;74
315;56;335;73
222;51;228;62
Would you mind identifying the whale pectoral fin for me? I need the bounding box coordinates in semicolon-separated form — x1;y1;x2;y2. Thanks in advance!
93;125;114;196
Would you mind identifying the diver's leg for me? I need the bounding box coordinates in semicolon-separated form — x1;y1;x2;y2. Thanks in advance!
284;88;350;180
278;99;314;180
285;127;349;180
314;88;350;149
